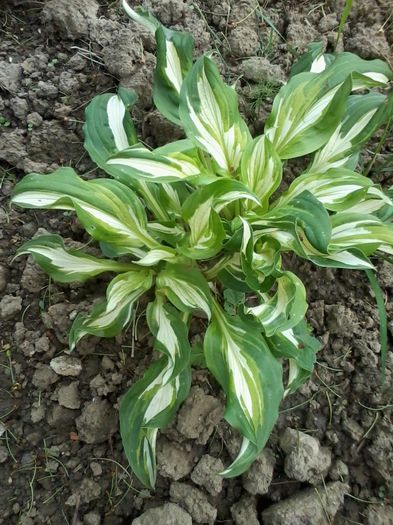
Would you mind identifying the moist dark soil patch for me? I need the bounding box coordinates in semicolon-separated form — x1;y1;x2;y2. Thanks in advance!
0;1;393;524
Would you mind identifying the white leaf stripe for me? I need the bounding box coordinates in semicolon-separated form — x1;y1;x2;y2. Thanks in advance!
165;40;183;93
107;95;129;151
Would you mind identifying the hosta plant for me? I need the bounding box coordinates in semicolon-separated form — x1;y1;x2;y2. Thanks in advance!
12;1;393;488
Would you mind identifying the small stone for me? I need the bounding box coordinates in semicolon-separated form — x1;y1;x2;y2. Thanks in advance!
231;495;259;525
50;356;82;377
261;482;348;525
11;97;28;120
21;257;47;293
228;26;260;57
66;478;101;505
58;382;81;409
83;511;101;525
26;112;43;128
43;0;99;40
157;438;195;481
280;428;331;485
89;461;102;477
32;364;59;390
170;482;217;525
0;62;22;93
0;295;22;320
0;446;9;463
241;57;286;83
31;404;46;423
176;386;224;445
242;448;275;495
191;455;224;495
76;399;117;444
329;459;349;481
132;503;192;525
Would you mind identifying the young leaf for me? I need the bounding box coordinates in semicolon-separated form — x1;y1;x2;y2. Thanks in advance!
239;135;282;211
204;301;283;476
245;271;308;336
16;234;136;283
157;263;212;318
69;268;154;348
179;56;251;173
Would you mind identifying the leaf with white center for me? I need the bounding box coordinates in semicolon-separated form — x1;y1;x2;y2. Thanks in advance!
107;144;202;183
309;93;393;173
289;42;332;77
180;179;259;259
134;247;177;266
275;168;373;212
120;356;191;488
147;297;191;371
154;26;194;124
330;213;393;256
246;271;307;336
252;191;331;257
268;321;320;396
179;56;251;173
84;88;138;182
11;167;159;253
309;249;374;270
69;268;154;348
265;72;352;159
239;135;282;211
16;234;136;283
157;263;212;318
204;301;283;476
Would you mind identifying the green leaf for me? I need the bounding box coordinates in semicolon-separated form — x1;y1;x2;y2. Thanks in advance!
268;321;320;395
16;234;136;283
121;0;160;33
252;191;332;257
179;56;251;173
289;42;330;77
330;212;393;256
275;168;373;212
120;295;191;488
204;301;283;477
308;249;374;270
107;144;203;183
69;268;154;348
179;179;259;260
239;135;282;211
245;271;307;336
120;357;191;488
265;72;352;159
157;263;212;318
309;93;393;173
154;26;194;124
11;167;158;253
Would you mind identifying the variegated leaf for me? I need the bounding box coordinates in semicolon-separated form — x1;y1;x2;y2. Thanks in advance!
330;213;393;255
309;93;393;173
246;271;307;336
69;268;154;348
107;144;202;183
252;191;332;257
120;357;191;488
268;321;320;396
179;56;251;173
157;263;212;318
239;135;282;211
204;301;283;477
16;234;136;283
11;168;159;253
179;180;259;260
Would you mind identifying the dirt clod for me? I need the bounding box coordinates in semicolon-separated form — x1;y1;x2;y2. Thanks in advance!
170;481;217;524
75;399;117;444
132;502;192;525
242;448;276;495
191;454;224;495
50;355;82;377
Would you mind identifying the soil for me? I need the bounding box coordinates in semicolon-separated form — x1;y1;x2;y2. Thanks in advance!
0;1;393;524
